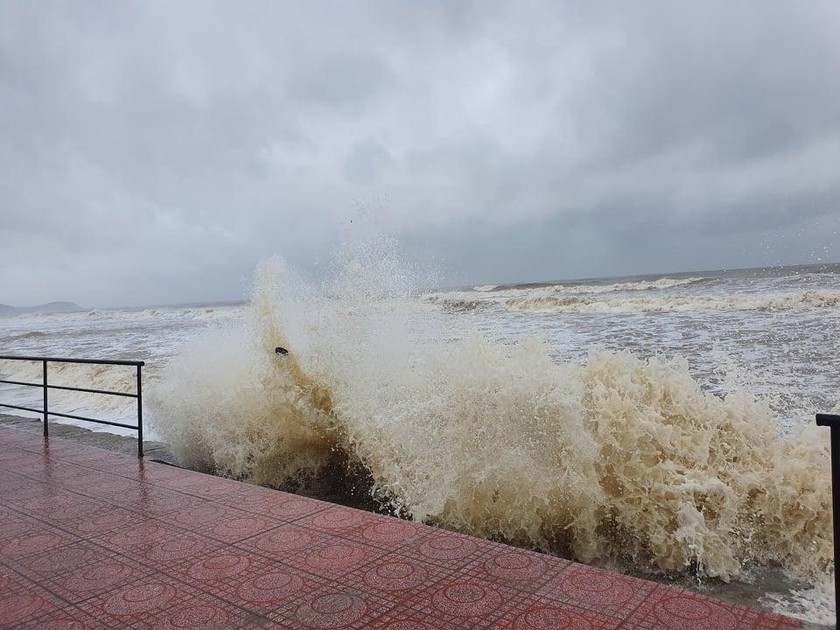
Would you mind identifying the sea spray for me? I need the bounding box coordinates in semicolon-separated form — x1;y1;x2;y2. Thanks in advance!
576;353;830;582
150;259;339;486
148;239;832;592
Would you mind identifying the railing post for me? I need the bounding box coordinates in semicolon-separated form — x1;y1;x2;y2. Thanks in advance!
816;413;840;629
42;360;48;437
136;364;143;458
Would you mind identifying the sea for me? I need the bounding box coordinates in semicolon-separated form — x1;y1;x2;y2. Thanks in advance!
1;245;838;626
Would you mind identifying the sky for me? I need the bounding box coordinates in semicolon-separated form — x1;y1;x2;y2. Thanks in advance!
1;1;839;307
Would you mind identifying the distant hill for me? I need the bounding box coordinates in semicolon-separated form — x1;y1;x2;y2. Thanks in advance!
0;302;85;317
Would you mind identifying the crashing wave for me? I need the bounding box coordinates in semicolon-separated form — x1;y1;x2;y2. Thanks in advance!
149;240;833;591
424;294;496;313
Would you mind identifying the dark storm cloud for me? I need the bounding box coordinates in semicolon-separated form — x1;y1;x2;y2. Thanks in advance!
0;1;838;306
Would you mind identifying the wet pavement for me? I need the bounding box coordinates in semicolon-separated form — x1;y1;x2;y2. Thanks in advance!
0;424;802;628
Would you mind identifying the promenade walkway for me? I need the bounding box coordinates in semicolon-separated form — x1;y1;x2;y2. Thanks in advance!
0;425;800;629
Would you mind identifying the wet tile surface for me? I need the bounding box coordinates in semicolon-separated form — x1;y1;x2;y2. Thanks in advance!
0;426;802;629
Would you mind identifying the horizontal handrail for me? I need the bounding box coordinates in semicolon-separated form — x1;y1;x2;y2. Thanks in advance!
0;401;140;431
0;354;144;367
0;356;144;457
41;410;139;430
0;378;138;398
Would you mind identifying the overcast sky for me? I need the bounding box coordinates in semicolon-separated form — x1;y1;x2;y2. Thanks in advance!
1;1;839;307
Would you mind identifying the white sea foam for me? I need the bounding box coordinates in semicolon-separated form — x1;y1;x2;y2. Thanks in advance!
548;276;707;294
762;585;836;626
503;290;840;314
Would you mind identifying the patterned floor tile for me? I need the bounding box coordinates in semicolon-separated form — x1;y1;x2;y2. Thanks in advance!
508;597;623;629
401;528;492;571
0;426;805;630
353;555;444;595
4;540;112;582
281;533;392;581
215;563;322;614
113;486;206;517
90;520;173;554
205;512;278;543
0;527;79;560
366;616;442;630
0;566;65;627
42;556;152;604
330;515;431;551
234;523;318;558
294;505;380;533
268;583;398;630
74;575;195;628
0;511;42;543
137;591;258;630
163;547;264;586
247;493;330;522
620;584;800;630
134;530;221;566
61;507;141;537
155;501;243;532
393;577;534;629
537;563;656;621
16;604;111;629
1;482;67;505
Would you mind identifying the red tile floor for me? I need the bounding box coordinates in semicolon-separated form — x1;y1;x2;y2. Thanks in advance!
0;425;801;629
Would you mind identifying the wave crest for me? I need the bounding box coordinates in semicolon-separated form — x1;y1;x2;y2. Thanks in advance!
505;291;840;314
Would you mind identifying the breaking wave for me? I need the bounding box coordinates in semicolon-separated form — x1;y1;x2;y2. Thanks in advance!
504;290;840;314
493;276;708;295
423;295;495;313
548;276;707;294
149;239;832;595
6;331;48;341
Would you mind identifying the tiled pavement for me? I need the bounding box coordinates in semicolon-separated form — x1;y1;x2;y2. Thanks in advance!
0;425;801;629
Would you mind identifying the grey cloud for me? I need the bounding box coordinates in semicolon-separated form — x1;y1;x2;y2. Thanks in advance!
0;0;838;306
286;52;395;109
343;140;392;185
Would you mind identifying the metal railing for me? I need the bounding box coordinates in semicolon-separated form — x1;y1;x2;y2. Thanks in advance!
816;412;840;628
0;355;145;457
